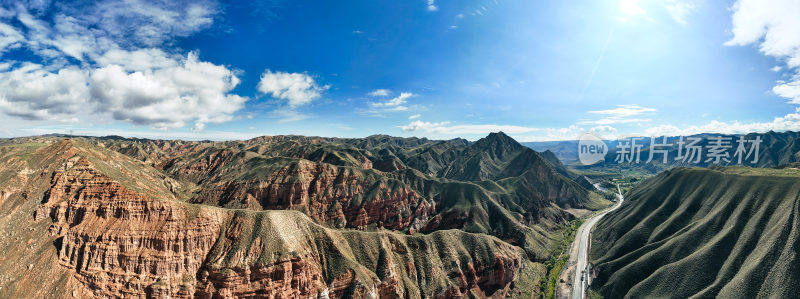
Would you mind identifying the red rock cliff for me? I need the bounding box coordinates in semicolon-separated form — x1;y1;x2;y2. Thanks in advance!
32;149;522;298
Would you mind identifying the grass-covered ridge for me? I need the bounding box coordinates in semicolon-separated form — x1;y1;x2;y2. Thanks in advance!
590;166;800;298
204;208;525;297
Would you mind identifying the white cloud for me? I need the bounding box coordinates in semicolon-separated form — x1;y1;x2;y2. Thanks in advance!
774;78;800;104
0;1;252;132
258;70;329;108
192;122;206;132
408;114;421;119
5;1;219;61
84;0;218;47
726;0;800;105
89;52;246;130
620;0;646;16
665;0;696;25
370;92;413;108
400;120;539;135
772;66;784;72
580;105;656;125
361;92;416;115
93;48;178;72
726;0;800;64
643;111;800;136
588;105;656;117
0;64;89;122
352;30;363;34
367;89;391;97
0;22;24;54
427;0;438;11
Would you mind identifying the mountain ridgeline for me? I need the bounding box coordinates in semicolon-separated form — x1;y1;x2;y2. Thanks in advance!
0;132;608;298
590;166;800;298
525;131;800;172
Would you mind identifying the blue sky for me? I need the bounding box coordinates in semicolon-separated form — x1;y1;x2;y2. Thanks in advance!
1;0;799;141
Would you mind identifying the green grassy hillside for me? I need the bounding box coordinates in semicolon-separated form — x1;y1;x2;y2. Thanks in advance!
590;167;800;298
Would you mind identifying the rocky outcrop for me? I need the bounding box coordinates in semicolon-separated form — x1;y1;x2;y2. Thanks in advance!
31;144;523;298
192;160;437;231
36;155;223;298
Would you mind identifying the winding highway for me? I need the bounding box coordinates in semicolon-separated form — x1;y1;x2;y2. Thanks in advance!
570;184;624;299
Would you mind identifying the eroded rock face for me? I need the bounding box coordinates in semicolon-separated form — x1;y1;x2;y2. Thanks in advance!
37;156;223;298
33;150;522;298
194;256;327;298
192;160;437;231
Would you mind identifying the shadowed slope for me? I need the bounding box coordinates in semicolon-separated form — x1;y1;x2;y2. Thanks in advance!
590;167;800;298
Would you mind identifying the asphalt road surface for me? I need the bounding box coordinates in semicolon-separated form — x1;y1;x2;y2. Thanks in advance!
571;184;623;299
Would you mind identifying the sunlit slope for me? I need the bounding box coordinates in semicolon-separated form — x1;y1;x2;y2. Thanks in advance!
0;140;527;298
590;167;800;298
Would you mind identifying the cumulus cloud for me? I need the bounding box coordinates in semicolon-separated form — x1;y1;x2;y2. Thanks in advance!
726;0;800;103
89;52;246;130
774;79;800;103
0;52;247;131
0;64;88;121
580;105;655;125
400;120;539;135
0;1;250;132
258;70;329;108
408;114;421;119
726;0;800;64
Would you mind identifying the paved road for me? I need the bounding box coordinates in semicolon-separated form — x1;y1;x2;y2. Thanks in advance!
571;184;624;299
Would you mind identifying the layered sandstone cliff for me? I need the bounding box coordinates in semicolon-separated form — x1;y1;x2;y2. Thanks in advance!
191;159;437;231
27;141;523;298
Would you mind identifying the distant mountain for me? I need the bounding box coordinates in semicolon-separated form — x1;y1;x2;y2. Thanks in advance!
525;131;800;173
522;140;582;165
590;166;800;298
0;132;611;298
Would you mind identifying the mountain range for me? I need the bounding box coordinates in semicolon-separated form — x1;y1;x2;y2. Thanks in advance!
525;131;800;172
0;132;609;298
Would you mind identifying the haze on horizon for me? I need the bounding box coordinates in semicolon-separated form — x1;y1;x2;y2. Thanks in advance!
0;0;799;142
